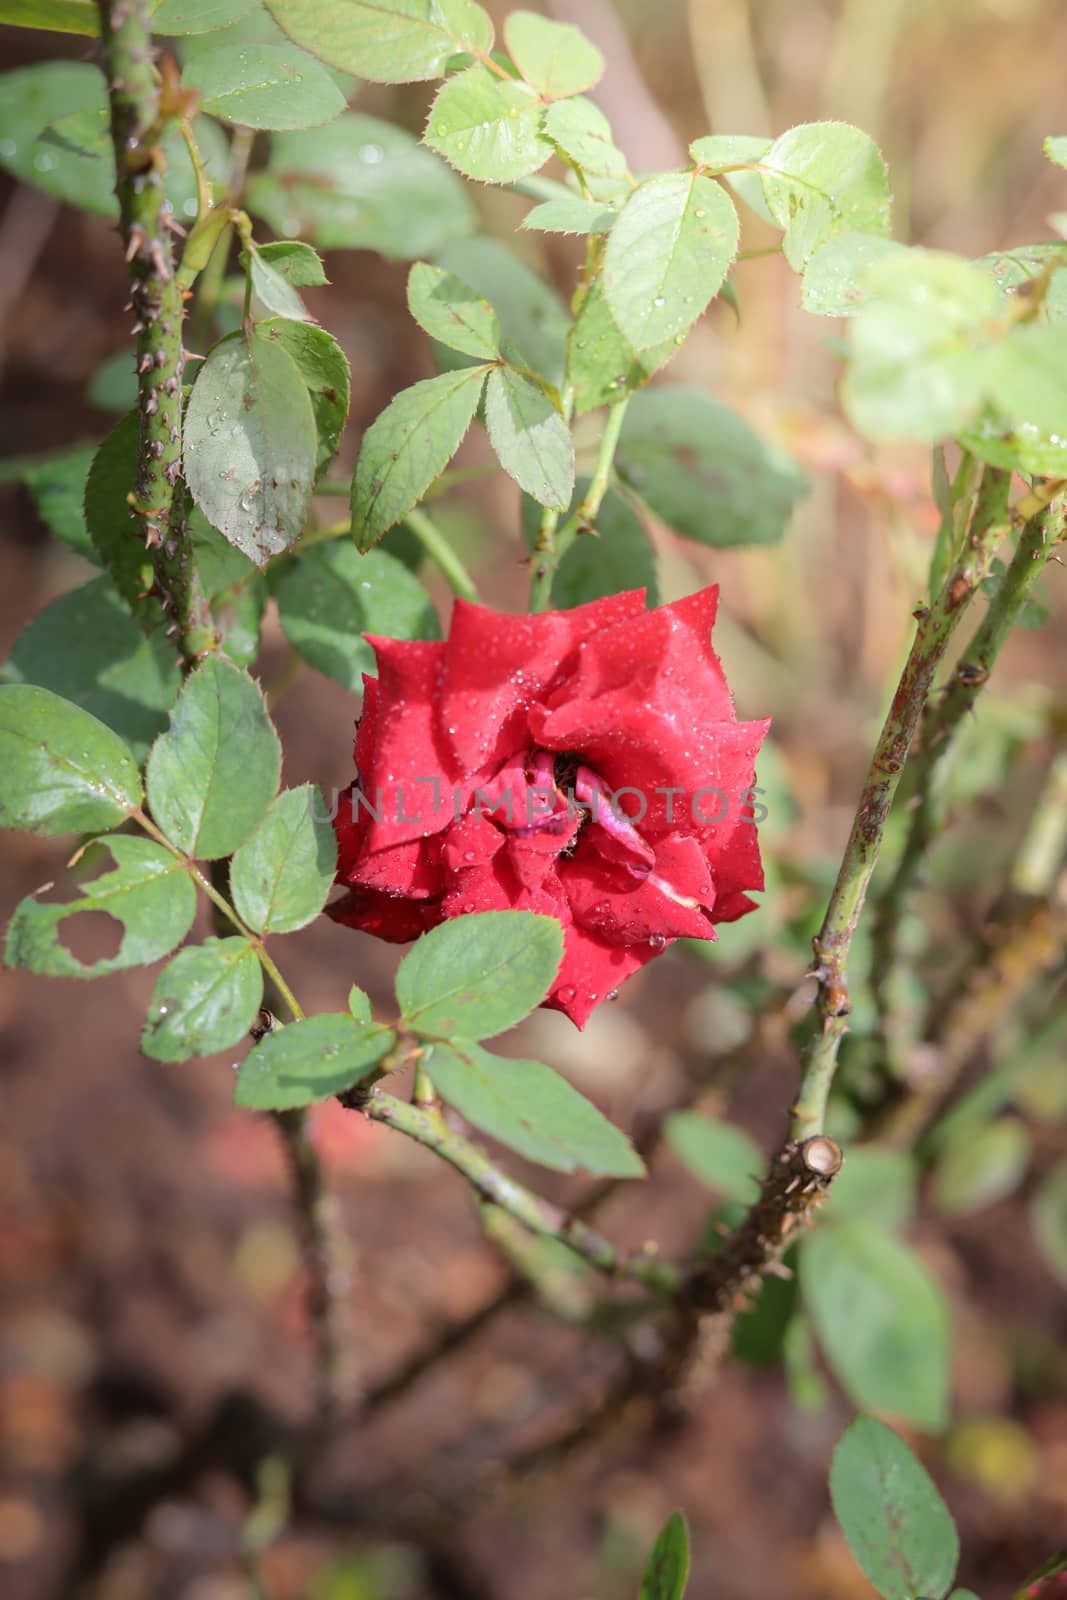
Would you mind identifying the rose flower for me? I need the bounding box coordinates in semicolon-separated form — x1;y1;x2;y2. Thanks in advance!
328;588;768;1027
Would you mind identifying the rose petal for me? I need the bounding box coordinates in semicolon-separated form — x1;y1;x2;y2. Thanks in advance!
440;811;506;875
326;886;437;943
561;835;715;945
546;923;659;1028
361;637;461;853
350;835;444;899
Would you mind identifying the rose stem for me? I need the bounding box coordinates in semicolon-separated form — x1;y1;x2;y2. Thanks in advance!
96;0;216;667
790;463;1012;1138
528;395;629;612
364;1092;679;1293
403;507;480;602
870;495;1067;1080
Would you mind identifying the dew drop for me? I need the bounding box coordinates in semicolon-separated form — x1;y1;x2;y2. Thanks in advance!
557;984;577;1004
648;932;667;950
652;295;666;307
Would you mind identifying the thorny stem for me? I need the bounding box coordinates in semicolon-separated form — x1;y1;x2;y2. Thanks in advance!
365;1091;679;1293
404;507;480;602
870;496;1067;1078
96;0;215;665
789;465;1011;1139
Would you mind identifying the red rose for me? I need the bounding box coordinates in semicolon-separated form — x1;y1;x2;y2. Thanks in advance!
328;588;769;1027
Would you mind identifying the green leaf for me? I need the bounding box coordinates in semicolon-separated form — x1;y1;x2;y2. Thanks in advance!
801;231;909;317
830;1416;959;1600
183;43;346;131
820;1146;917;1232
83;412;157;615
616;386;806;548
484;366;574;511
407;262;501;360
981;323;1067;437
151;0;259;32
0;683;142;836
0;63;113;215
503;10;603;99
0;0;99;35
263;0;495;82
1044;135;1067;170
603;172;739;351
21;445;98;561
348;984;372;1023
932;1118;1031;1216
246;112;475;260
1032;1157;1067;1285
520;197;614;235
689;133;770;170
426;1040;643;1177
256;318;351;476
760;121;892;270
190;511;268;668
397;909;564;1038
801;1221;951;1431
88;350;138;413
184;329;317;564
568;277;678;415
542;96;628;198
662;1111;763;1203
977;242;1067;325
229;785;337;935
351;366;488;550
142;937;263;1062
424;64;551;184
257;239;328;286
436;237;570;385
2;574;180;764
235;1013;394;1110
5;836;196;978
247;245;312;321
521;481;658;608
146;657;281;859
639;1512;690;1600
272;541;440;690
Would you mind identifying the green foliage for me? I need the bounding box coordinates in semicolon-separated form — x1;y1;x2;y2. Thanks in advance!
256;319;351;477
235;1014;395;1109
1032;1157;1067;1285
0;1;99;35
272;541;440;690
396;910;564;1039
638;1512;690;1600
20;445;98;561
5;837;196;979
819;1146;917;1231
801;1220;951;1431
425;66;551;184
830;1416;959;1600
246;113;475;259
230;786;337;935
182;42;346;130
521;483;659;608
425;1041;643;1176
759;121;891;269
2;576;180;763
520;197;615;235
0;683;142;836
83;412;157;616
142;937;264;1062
407;262;501;361
437;237;570;384
932;1117;1031;1215
185;329;317;563
351;367;488;550
264;0;495;83
484;366;575;510
616;387;806;548
503;10;603;99
662;1112;763;1203
145;658;281;860
151;0;261;33
543;96;628;196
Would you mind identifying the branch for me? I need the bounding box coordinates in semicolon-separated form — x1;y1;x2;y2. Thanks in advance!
870;496;1067;1075
790;464;1012;1138
96;0;215;665
528;395;627;611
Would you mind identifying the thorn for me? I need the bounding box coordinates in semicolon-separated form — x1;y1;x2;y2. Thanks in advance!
124;224;147;262
138;352;153;374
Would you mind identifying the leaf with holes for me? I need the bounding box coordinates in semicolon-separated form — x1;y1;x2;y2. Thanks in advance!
142;938;264;1062
426;1040;643;1176
184;329;317;563
230;785;338;935
5;837;196;979
183;42;345;131
603;171;738;351
146;658;281;859
236;1014;395;1110
351;366;488;549
407;262;500;360
484;366;574;510
397;910;563;1038
272;541;440;690
760;120;891;270
0;683;142;837
830;1416;959;1600
424;65;551;184
264;0;495;82
256;319;350;476
504;10;603;99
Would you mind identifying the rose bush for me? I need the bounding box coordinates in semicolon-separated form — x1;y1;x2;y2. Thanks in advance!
328;588;768;1026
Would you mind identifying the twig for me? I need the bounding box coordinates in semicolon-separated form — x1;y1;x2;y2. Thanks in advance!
870;497;1067;1077
96;0;216;665
404;506;481;602
790;465;1012;1138
529;394;627;611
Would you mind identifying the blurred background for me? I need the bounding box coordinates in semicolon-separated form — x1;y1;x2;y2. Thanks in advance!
2;1;1067;1596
